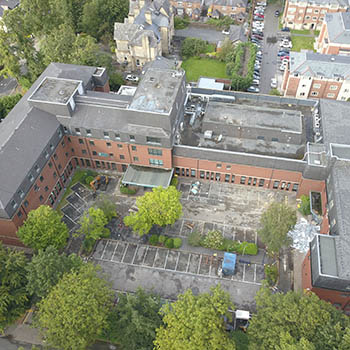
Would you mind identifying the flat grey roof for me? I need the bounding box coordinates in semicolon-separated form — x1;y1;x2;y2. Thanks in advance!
198;78;224;90
122;165;173;188
325;12;350;44
329;161;350;280
307;143;327;167
331;144;350;161
319;235;338;276
29;77;81;105
290;51;350;79
204;102;302;134
129;68;184;114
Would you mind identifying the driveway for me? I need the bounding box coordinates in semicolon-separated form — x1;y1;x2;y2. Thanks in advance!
259;2;283;94
175;25;224;43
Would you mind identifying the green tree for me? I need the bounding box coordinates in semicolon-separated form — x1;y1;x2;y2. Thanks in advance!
258;202;296;256
269;88;281;96
0;243;29;332
26;246;83;301
78;207;110;240
217;38;234;62
154;285;235;350
104;288;163;350
109;71;125;92
36;263;114;350
181;37;207;57
0;94;22;120
124;186;182;236
17;205;69;250
96;195;118;221
248;286;350;350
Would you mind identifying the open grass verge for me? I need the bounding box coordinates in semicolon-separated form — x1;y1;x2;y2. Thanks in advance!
56;169;97;214
291;35;315;52
291;29;311;35
181;57;227;81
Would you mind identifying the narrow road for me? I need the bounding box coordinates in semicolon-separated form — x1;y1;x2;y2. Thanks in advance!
259;2;283;94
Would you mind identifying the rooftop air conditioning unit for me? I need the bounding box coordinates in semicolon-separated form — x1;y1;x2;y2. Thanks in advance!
315;122;320;128
314;159;321;165
204;130;213;139
315;132;321;137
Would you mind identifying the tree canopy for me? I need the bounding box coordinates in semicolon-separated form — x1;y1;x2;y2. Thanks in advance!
36;263;114;350
248;286;350;350
258;202;297;256
181;37;208;58
17;205;69;250
154;285;235;350
95;194;118;221
124;186;183;236
103;288;163;350
26;246;83;301
0;94;22;120
0;243;29;332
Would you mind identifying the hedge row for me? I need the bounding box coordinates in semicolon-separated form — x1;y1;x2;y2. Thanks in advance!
120;184;137;195
148;234;182;249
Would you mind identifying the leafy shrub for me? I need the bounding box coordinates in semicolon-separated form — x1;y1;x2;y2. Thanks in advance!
149;234;159;246
174;16;190;29
109;71;125;92
165;238;174;249
170;177;178;187
173;238;182;249
85;176;94;186
269;88;281;96
181;37;207;58
120;184;137;195
220;239;258;255
188;230;203;247
159;235;166;245
202;230;224;250
264;264;278;286
298;194;311;216
83;237;95;254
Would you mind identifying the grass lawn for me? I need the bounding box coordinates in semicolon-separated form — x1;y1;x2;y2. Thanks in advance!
291;29;311;35
181;57;227;82
230;331;249;350
291;35;315;52
56;168;97;214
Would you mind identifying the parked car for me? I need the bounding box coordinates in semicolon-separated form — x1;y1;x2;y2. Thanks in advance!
255;13;264;18
252;79;260;85
280;56;289;60
252;34;263;40
256;1;266;6
253;16;264;21
281;59;289;65
126;75;139;82
222;29;230;34
271;78;277;88
252;30;264;36
279;64;287;71
247;86;260;93
277;50;289;56
281;27;290;32
274;10;280;17
281;42;292;49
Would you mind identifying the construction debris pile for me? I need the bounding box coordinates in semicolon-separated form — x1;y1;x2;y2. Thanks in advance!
288;218;320;252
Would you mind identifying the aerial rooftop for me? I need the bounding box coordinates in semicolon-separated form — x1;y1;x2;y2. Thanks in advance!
129;68;184;114
325;12;350;44
28;77;82;105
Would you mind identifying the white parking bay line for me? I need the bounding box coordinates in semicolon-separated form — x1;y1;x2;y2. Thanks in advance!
100;240;109;260
254;264;257;283
111;242;119;261
243;264;246;282
121;243;129;263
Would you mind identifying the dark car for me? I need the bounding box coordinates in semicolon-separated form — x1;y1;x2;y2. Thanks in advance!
281;27;290;32
278;50;290;56
274;10;280;17
252;34;263;40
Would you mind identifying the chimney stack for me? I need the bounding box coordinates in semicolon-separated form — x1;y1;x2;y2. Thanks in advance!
145;10;152;24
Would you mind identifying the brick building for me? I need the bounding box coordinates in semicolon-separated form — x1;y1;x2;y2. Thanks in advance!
170;0;202;18
1;62;350;309
282;51;350;100
207;0;247;18
315;12;350;54
282;0;349;30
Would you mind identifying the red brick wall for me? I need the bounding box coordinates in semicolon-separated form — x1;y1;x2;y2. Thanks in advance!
284;75;300;97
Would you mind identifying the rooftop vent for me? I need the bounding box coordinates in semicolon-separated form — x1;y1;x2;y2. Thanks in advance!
314;159;321;165
149;77;155;82
59;90;65;96
331;57;335;61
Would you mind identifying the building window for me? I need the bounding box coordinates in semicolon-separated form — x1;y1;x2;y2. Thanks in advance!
273;180;280;189
148;148;162;156
115;133;120;139
53;172;57;179
117;144;123;148
305;16;310;19
248;177;252;185
65;152;68;157
92;151;97;156
300;92;305;96
54;154;58;160
45;186;49;192
257;136;265;140
253;178;257;186
120;154;125;160
28;174;34;182
58;164;62;170
129;135;135;142
131;145;137;151
200;171;205;178
82;149;87;154
313;83;321;89
106;142;111;147
103;131;110;139
191;169;196;177
89;140;95;146
78;138;84;144
231;175;235;183
136;59;141;66
44;150;49;159
95;160;101;168
18;189;24;198
50;144;54;151
39;176;44;182
271;137;279;142
48;162;53;168
311;91;318;96
216;163;222;168
146;136;161;144
292;183;299;192
314;9;319;13
24;200;29;207
34;164;40;173
281;182;286;189
331;218;336;227
109;153;114;157
86;129;92;136
259;179;265;187
75;128;81;135
17;211;22;218
64;126;68;133
226;165;231;170
133;156;139;162
149;158;164;166
312;16;317;20
34;184;39;192
329;199;334;209
240;176;246;185
61;140;65;147
327;93;335;98
225;174;230;182
39;195;44;202
330;85;338;90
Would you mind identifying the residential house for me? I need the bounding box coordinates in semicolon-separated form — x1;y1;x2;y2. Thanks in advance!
282;51;350;100
282;0;350;30
315;12;350;54
170;0;202;19
114;0;174;70
207;0;247;18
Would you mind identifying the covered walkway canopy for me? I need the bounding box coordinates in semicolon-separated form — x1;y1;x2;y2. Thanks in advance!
122;165;174;188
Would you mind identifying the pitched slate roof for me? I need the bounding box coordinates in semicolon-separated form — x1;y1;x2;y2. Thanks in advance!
325;12;350;45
